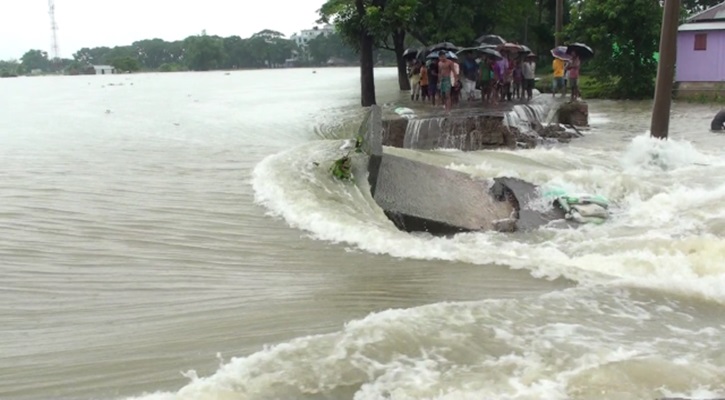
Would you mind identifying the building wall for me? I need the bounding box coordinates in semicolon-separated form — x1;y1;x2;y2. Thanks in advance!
676;30;725;82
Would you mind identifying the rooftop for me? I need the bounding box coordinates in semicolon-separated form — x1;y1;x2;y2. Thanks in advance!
686;1;725;22
679;20;725;31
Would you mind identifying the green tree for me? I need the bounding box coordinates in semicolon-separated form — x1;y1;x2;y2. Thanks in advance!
320;0;378;106
247;30;297;68
409;0;537;46
184;32;225;71
132;39;178;69
21;49;50;73
308;31;357;65
222;35;253;68
110;56;141;72
347;0;417;90
566;0;662;99
101;46;138;65
73;46;112;65
0;60;21;77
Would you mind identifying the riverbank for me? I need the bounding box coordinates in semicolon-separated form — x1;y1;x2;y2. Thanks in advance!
536;75;617;99
536;75;725;103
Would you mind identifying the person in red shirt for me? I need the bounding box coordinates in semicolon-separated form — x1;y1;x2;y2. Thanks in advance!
567;54;581;101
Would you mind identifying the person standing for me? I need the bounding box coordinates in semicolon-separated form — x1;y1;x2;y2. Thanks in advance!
461;53;478;102
552;57;566;98
567;53;581;101
408;60;421;101
522;55;536;101
419;63;429;102
438;51;457;113
493;57;505;103
479;57;493;104
502;55;513;101
450;54;462;106
512;59;523;100
428;60;439;106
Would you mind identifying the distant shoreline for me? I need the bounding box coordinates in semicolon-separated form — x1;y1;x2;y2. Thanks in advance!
15;65;399;78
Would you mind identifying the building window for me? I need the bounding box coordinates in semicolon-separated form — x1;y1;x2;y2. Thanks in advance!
694;33;707;51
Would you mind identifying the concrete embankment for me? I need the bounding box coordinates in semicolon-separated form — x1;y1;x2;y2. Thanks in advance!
380;96;590;152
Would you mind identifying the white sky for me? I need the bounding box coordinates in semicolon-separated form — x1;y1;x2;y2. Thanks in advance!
0;0;326;60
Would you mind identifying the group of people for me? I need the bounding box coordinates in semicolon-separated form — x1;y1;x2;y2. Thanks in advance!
407;50;538;113
551;53;582;101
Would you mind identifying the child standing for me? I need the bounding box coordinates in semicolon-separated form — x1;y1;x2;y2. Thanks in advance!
420;63;429;102
408;60;422;101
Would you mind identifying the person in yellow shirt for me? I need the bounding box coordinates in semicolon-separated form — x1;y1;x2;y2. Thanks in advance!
552;57;566;98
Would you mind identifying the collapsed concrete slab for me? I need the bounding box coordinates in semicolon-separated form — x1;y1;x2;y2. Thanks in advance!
372;153;515;234
358;105;567;236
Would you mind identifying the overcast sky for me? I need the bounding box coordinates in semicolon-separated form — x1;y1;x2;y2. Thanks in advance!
0;0;326;60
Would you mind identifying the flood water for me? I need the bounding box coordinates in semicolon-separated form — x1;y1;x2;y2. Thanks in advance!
0;68;724;400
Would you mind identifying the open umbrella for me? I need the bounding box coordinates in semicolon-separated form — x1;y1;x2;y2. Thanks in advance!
477;47;503;60
551;46;571;61
475;34;506;46
518;45;532;55
456;47;480;56
498;42;523;54
567;43;594;60
425;51;440;60
428;42;458;53
403;48;419;60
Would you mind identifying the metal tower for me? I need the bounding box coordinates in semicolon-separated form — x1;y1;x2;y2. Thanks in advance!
48;0;60;60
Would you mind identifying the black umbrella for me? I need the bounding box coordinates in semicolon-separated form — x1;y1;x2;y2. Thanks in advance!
403;48;419;60
518;45;532;55
567;43;594;60
498;42;524;54
428;42;458;53
477;47;503;60
425;51;440;60
475;34;506;46
512;45;532;59
456;46;480;56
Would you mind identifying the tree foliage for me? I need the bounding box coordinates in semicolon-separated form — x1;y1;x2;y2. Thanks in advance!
0;59;21;77
21;50;50;72
110;56;141;72
308;32;358;64
61;30;303;72
184;33;225;71
567;0;663;99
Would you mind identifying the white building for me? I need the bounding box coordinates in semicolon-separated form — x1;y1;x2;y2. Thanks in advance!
93;65;116;75
290;25;334;60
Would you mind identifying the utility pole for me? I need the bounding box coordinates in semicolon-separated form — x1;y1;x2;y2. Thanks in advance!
555;0;563;46
650;0;681;139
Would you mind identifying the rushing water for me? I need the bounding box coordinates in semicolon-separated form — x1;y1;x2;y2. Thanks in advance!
1;68;724;400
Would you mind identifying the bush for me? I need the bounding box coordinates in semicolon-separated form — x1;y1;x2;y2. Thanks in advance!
535;75;618;99
158;63;184;72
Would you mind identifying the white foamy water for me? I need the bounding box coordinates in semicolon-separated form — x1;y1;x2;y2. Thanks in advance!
1;71;724;400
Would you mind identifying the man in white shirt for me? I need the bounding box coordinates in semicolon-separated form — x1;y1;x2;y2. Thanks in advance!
522;55;536;101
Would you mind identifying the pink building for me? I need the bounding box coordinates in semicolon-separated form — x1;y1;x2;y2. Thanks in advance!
676;2;725;96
